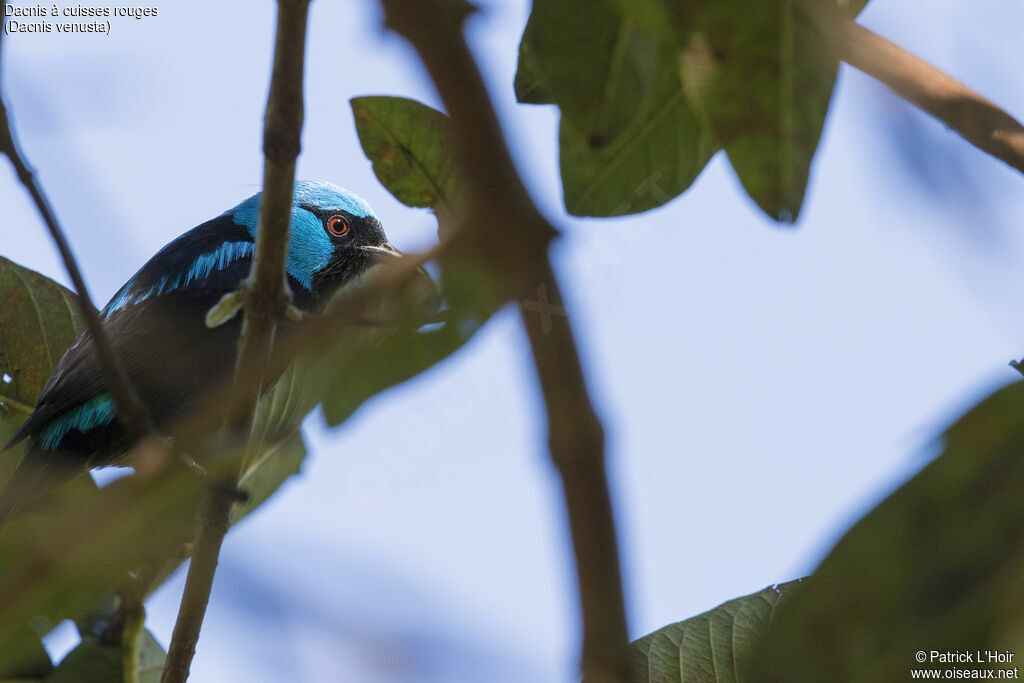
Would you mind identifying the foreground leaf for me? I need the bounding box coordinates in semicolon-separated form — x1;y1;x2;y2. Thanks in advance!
232;431;307;524
632;580;802;682
516;0;716;217
342;95;504;424
45;627;165;683
0;460;200;668
558;59;716;217
679;0;841;221
515;0;661;143
747;381;1024;681
0;623;52;680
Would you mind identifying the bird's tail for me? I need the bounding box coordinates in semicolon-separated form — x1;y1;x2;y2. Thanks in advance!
0;448;78;527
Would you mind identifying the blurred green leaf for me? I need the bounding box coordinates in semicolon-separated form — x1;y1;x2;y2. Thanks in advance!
838;0;871;19
233;431;306;524
346;95;504;425
351;96;458;215
631;580;802;682
0;463;201;661
747;381;1024;681
517;0;842;220
135;628;165;683
516;0;716;217
679;0;841;221
318;254;498;426
0;624;52;681
44;627;164;683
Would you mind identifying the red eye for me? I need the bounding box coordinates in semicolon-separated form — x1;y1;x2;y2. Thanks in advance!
327;215;349;236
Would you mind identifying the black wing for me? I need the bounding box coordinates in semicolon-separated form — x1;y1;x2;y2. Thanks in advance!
6;214;256;451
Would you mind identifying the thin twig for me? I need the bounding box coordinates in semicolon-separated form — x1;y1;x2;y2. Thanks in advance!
377;1;629;680
0;15;151;439
843;21;1024;175
160;1;311;680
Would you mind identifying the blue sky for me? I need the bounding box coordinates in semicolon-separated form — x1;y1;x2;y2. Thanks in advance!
3;0;1024;680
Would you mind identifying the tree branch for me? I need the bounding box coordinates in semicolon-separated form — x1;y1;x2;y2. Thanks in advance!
0;16;152;441
0;243;443;658
377;1;630;680
160;1;311;680
843;21;1024;175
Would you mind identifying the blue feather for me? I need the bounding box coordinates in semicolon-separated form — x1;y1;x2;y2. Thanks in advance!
104;241;255;316
229;180;376;289
103;181;376;315
36;393;115;450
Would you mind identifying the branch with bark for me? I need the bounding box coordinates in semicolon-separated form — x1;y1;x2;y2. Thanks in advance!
843;21;1024;175
160;1;311;680
376;1;630;680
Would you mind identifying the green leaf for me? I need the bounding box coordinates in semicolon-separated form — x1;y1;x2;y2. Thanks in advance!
0;256;85;417
318;254;498;426
679;0;841;221
0;460;203;659
515;0;661;141
350;96;458;215
135;629;166;683
838;0;871;19
559;64;717;217
44;627;165;683
346;95;504;425
232;431;306;524
631;580;802;682
0;257;86;483
0;624;52;681
746;381;1024;681
516;0;717;217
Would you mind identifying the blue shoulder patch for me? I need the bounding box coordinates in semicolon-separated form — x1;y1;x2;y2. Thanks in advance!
227;180;377;290
36;393;116;450
104;241;255;317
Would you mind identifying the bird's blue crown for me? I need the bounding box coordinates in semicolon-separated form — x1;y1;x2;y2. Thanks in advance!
229;180;378;290
103;181;377;317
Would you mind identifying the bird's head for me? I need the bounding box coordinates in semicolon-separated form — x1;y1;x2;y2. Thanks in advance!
229;180;401;306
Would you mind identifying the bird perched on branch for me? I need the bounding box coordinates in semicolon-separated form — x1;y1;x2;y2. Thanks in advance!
0;180;406;524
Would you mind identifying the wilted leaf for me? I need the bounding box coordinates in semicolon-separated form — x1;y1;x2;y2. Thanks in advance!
632;580;802;682
747;381;1024;681
351;96;458;215
679;0;841;221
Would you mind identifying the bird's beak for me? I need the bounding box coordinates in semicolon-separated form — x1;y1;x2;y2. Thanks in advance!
359;242;403;264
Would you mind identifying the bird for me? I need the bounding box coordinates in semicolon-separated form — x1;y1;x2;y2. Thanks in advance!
0;180;406;524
